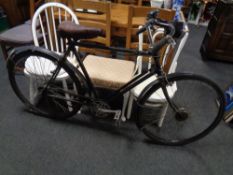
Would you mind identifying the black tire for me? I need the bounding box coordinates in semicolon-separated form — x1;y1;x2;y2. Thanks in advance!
7;46;85;119
137;73;225;146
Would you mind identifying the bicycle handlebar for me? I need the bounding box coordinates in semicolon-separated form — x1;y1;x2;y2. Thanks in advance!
136;18;175;37
136;11;176;57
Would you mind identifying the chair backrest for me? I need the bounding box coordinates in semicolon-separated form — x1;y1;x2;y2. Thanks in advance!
136;14;189;75
150;24;189;74
135;26;144;75
69;0;111;47
126;5;175;49
30;0;69;19
136;26;171;74
168;23;189;74
32;2;79;54
117;0;142;6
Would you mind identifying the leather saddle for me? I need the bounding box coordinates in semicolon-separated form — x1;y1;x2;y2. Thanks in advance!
58;21;105;40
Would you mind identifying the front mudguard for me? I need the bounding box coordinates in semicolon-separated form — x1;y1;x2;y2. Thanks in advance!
137;73;196;104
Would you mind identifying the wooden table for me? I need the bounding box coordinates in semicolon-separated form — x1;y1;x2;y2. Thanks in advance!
76;3;175;37
111;4;175;27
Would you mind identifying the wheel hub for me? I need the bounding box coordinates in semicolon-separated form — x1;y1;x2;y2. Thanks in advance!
175;107;189;121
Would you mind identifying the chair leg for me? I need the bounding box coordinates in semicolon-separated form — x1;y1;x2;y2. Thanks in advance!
121;92;130;122
62;79;73;112
126;93;134;120
158;102;168;127
73;82;77;94
0;43;8;60
29;77;34;103
72;82;82;114
29;77;39;104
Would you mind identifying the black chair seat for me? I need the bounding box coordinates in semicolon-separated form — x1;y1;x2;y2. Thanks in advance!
0;23;43;60
0;23;34;46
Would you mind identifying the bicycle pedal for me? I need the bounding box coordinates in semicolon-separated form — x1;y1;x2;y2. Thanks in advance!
98;108;121;119
113;110;121;120
114;111;125;127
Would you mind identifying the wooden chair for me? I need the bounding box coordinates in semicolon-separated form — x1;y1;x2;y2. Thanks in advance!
69;0;111;55
126;5;175;49
117;0;142;6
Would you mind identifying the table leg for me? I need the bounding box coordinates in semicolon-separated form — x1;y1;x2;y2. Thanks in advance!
0;43;8;60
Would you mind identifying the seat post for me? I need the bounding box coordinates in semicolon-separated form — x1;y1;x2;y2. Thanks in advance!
72;45;98;98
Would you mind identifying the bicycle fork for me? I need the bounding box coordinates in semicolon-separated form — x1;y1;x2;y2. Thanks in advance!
159;75;189;121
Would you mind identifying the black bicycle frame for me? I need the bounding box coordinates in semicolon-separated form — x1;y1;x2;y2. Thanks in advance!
62;39;164;103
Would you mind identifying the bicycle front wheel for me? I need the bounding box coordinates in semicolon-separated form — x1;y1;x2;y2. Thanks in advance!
137;73;225;146
7;46;84;119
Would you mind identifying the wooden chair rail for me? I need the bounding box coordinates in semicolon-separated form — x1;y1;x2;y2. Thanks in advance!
117;0;142;6
69;0;111;13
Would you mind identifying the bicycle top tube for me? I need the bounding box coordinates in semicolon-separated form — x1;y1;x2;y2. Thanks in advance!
71;40;152;57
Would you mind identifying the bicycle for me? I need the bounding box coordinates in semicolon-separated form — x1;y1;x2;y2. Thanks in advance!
7;12;225;146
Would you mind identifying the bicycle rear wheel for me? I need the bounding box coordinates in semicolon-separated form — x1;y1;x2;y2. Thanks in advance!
7;46;84;119
137;73;224;146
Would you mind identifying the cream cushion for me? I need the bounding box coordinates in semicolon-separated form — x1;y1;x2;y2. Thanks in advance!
81;55;136;89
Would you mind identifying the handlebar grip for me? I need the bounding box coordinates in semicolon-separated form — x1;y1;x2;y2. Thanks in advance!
151;36;172;56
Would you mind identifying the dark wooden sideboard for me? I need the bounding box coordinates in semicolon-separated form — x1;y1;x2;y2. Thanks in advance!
0;0;30;27
200;0;233;62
